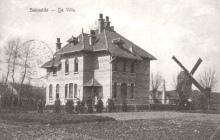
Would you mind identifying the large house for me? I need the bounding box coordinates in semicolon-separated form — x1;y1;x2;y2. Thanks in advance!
42;14;156;106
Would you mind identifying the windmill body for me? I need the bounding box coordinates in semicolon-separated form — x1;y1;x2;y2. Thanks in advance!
172;56;206;109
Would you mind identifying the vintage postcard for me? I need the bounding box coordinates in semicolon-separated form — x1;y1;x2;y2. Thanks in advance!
0;0;219;139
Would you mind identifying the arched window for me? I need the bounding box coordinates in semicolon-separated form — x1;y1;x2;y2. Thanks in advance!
56;84;59;98
49;84;53;98
121;83;127;98
65;84;68;98
65;59;69;74
131;62;135;73
74;84;77;98
69;83;73;98
131;84;134;99
74;58;78;72
112;83;117;98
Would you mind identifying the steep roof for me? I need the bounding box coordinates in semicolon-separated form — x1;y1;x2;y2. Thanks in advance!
56;29;155;59
42;20;156;68
56;32;92;55
41;55;61;68
93;29;156;60
83;77;102;87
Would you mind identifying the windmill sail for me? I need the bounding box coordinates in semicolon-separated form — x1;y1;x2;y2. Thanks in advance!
172;56;206;94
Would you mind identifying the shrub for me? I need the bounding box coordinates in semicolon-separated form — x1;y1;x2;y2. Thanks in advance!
75;101;85;114
0;113;116;125
65;100;74;114
107;99;115;112
86;99;93;113
96;99;104;113
136;105;150;111
149;104;178;111
122;99;127;112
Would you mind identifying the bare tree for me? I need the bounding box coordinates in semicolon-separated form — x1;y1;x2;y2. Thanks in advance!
197;66;220;110
2;38;22;108
10;38;22;92
150;73;162;103
4;41;14;86
171;71;180;91
18;43;35;99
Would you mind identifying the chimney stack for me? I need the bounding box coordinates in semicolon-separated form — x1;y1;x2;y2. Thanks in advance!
56;38;62;52
98;14;104;34
110;26;114;31
105;16;111;28
89;30;96;46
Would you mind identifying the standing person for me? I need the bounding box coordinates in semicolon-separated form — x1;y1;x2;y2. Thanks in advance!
93;96;98;112
37;99;43;114
54;97;61;113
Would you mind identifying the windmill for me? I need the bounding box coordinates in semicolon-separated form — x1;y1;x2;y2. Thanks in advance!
172;56;207;109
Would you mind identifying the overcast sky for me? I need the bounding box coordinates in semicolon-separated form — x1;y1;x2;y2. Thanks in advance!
0;0;219;91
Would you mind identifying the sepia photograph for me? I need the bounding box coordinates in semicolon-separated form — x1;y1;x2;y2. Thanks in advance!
0;0;220;139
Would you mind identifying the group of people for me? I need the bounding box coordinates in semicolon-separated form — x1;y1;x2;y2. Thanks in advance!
37;97;61;114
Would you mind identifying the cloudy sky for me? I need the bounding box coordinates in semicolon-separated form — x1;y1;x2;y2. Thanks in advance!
0;0;219;91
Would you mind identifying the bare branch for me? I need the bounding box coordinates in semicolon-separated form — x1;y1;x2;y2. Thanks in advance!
197;66;220;92
171;71;180;90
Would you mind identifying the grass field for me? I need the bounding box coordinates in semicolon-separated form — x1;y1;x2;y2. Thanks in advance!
0;111;220;140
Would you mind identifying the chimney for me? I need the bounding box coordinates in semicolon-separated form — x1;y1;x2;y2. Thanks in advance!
89;30;96;46
98;13;104;34
56;38;62;52
110;26;114;31
105;16;111;28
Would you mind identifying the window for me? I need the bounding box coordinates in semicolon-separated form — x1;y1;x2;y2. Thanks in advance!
131;62;135;73
112;83;117;98
49;84;53;98
69;83;73;98
74;84;77;98
53;68;57;75
56;84;60;98
65;84;68;98
74;58;78;72
131;84;134;99
121;83;127;98
122;60;126;72
65;59;69;74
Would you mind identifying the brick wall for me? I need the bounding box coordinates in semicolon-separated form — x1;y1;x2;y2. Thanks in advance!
112;57;150;104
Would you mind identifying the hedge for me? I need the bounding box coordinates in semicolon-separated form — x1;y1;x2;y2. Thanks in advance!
0;113;116;125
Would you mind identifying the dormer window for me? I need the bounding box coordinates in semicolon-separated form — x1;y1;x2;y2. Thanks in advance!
67;36;78;45
74;58;78;73
65;59;69;74
112;38;125;44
